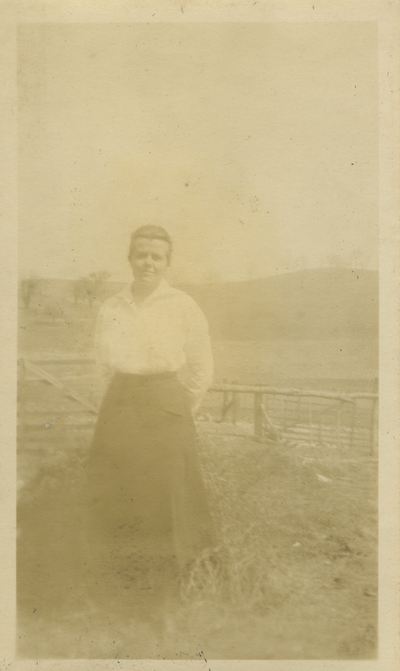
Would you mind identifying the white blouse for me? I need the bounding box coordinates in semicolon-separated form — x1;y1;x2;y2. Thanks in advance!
94;279;213;412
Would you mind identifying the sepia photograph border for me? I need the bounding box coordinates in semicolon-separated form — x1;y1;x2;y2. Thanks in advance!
1;0;399;669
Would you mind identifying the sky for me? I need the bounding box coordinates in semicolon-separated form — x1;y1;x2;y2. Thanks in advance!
18;22;378;283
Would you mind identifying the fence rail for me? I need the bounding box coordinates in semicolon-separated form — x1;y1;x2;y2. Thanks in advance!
18;356;378;453
210;383;377;400
206;384;378;452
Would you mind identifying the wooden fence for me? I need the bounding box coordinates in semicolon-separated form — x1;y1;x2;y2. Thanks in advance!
206;383;378;452
17;355;378;453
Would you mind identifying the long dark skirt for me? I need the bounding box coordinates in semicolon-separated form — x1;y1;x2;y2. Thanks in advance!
83;371;216;617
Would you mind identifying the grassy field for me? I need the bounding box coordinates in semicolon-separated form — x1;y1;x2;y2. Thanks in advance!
19;307;377;392
212;339;377;391
17;306;378;659
19;267;378;389
17;418;377;659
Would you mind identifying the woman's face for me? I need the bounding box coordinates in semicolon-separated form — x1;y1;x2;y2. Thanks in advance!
129;237;170;288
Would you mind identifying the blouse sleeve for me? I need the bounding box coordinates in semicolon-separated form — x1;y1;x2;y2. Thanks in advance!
182;299;214;414
94;302;115;394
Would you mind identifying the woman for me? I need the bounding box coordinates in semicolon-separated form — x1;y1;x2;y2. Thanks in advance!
84;225;216;631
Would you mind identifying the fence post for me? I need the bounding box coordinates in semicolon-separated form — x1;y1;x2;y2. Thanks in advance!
232;392;238;424
220;391;237;423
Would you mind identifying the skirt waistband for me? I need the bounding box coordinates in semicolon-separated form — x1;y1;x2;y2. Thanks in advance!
112;370;178;386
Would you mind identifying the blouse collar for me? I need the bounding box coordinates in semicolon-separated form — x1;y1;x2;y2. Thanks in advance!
119;278;176;309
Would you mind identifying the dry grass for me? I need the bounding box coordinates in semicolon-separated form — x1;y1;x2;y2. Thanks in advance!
175;427;377;658
17;419;377;659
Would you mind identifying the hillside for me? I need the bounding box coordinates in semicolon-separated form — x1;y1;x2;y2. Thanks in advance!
182;268;378;341
20;268;378;342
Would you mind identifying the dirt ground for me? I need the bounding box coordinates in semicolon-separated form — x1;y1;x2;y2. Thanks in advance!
17;422;377;660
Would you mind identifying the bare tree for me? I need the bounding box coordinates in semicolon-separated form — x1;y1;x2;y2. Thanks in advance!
73;277;89;307
21;277;39;311
73;271;111;307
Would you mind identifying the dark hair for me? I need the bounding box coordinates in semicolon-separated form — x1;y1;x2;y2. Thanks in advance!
128;225;172;264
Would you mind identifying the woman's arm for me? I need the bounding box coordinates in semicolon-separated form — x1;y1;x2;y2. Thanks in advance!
183;299;214;415
94;304;115;397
